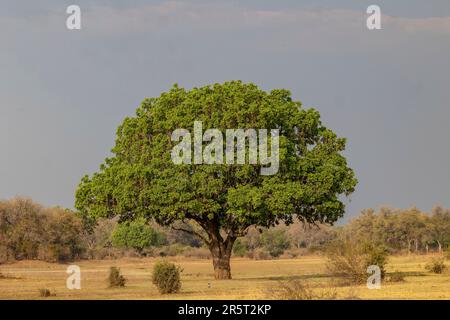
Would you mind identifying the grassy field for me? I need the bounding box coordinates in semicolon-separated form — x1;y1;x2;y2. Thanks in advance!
0;255;449;300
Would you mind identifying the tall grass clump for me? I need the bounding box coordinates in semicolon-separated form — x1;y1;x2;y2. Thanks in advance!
425;257;446;274
39;288;54;297
266;279;337;300
108;266;127;287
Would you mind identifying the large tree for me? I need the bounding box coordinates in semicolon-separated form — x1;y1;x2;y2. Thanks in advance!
75;81;357;279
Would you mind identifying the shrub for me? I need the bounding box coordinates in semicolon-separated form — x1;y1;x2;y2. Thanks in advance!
152;260;182;294
39;288;53;297
267;279;337;300
365;244;388;278
425;257;446;274
112;218;167;253
108;267;127;288
326;237;388;284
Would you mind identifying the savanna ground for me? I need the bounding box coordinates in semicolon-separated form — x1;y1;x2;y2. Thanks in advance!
0;255;449;300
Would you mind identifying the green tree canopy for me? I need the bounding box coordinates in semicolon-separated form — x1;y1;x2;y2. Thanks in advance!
75;81;357;279
111;218;166;252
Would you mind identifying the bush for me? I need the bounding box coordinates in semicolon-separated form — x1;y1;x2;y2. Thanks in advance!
152;260;182;294
39;288;53;297
425;257;446;274
108;267;127;288
365;244;388;278
266;279;337;300
112;218;167;253
326;237;388;284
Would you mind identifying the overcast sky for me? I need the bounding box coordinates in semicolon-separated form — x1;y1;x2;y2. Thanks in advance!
1;0;450;221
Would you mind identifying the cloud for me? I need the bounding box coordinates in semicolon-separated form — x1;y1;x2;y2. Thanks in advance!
75;2;450;36
2;1;449;58
3;1;450;35
385;15;450;35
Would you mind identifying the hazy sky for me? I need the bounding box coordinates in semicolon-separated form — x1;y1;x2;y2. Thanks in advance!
1;0;450;221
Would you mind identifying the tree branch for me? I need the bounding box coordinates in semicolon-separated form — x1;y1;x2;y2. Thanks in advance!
171;225;211;245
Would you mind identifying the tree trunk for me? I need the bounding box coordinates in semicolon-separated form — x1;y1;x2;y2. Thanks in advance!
212;253;232;279
437;240;442;253
208;233;236;280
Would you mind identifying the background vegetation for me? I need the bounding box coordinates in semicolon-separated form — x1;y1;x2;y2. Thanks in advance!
1;197;449;265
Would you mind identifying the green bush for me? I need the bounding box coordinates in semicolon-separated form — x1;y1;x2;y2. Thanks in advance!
152;260;182;294
112;218;166;253
260;229;290;257
364;243;389;279
425;257;446;274
108;267;127;287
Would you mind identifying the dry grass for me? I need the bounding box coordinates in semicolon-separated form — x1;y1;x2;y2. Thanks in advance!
265;279;338;300
0;255;449;300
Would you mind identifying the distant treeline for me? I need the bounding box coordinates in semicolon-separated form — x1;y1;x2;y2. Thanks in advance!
0;197;449;263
